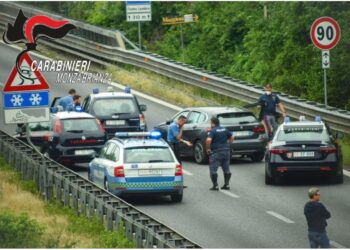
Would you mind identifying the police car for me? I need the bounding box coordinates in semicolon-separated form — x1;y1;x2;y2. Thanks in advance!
43;109;107;166
88;131;184;202
265;116;344;185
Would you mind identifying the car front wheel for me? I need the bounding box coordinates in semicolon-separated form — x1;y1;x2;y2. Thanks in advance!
194;141;208;164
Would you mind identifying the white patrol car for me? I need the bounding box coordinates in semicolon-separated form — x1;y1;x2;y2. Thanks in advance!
265;116;344;184
88;131;184;202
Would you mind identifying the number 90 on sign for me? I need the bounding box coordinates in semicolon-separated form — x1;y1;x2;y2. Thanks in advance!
310;17;341;50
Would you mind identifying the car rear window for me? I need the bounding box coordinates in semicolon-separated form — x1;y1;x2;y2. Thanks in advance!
92;98;137;116
217;112;257;125
125;147;174;163
277;125;330;141
28;122;50;132
61;118;99;132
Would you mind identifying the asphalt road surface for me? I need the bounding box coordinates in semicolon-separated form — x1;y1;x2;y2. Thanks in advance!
0;43;349;248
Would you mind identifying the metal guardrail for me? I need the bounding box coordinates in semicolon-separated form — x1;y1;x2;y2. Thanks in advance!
0;2;349;134
0;130;201;248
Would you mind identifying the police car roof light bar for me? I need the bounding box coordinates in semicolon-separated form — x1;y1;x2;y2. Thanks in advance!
93;88;99;94
299;116;306;122
315;116;322;122
124;86;131;93
115;131;162;139
284;116;290;123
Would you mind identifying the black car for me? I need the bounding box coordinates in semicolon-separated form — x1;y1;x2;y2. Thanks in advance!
155;107;268;164
81;89;147;138
43;111;107;166
265;118;344;185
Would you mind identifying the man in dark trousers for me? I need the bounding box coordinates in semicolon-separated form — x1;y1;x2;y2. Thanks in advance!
206;117;234;191
304;187;331;248
167;115;192;164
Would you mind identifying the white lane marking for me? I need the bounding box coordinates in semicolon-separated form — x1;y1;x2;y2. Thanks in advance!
343;169;350;177
182;169;193;176
266;211;295;224
220;189;240;198
330;240;347;249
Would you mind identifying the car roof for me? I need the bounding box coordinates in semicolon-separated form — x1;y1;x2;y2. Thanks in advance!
281;121;326;128
89;92;135;99
52;111;95;119
182;106;250;115
111;138;169;148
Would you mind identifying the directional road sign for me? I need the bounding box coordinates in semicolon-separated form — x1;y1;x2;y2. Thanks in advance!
310;17;341;50
126;1;151;22
322;50;330;69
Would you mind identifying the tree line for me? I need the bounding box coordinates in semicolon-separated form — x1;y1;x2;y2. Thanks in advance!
28;2;350;110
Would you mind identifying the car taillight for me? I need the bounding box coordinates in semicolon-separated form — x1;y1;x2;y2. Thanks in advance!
270;148;288;155
114;165;125;177
175;164;183;176
96;119;105;133
253;126;265;133
43;133;50;141
320;147;337;154
54;120;62;134
139;114;145;129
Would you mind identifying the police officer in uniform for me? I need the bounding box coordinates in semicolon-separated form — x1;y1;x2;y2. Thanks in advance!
206;117;234;190
167;115;192;164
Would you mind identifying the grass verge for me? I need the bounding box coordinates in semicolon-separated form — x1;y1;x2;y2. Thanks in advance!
0;157;134;248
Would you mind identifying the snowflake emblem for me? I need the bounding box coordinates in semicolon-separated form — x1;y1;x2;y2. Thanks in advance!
11;94;24;106
29;93;42;105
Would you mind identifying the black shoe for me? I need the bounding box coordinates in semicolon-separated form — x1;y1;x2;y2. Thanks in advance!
221;185;230;190
210;186;219;191
210;173;218;190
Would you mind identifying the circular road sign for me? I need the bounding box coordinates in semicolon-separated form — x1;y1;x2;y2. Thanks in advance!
310;17;341;50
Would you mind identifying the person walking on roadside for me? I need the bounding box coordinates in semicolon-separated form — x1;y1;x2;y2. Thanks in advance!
258;83;286;139
58;88;76;111
167;115;192;164
206;117;234;191
304;187;331;248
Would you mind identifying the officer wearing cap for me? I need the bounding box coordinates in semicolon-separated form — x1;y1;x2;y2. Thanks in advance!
206;117;234;190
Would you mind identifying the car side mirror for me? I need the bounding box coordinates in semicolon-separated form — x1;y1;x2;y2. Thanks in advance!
335;131;344;140
139;104;147;112
166;119;172;125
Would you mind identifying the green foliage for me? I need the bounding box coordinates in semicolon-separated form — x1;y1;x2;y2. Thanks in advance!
0;212;44;248
25;2;350;109
45;200;135;248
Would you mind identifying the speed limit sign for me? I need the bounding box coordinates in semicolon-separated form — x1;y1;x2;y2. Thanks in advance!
310;17;341;50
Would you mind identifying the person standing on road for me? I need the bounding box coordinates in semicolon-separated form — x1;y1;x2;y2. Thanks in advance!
206;117;234;191
304;187;331;248
258;83;286;139
167;115;192;164
58;88;76;111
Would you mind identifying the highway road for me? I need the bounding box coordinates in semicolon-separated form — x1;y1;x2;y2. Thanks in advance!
0;43;349;248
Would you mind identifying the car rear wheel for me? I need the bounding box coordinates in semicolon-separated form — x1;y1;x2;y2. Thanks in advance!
250;152;265;162
265;170;274;185
332;172;343;184
171;191;183;203
194;141;208;164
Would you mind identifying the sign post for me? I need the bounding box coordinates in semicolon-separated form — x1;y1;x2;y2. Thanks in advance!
310;16;341;107
126;1;152;50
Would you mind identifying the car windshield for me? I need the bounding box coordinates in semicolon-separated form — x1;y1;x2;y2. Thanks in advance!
277;125;330;142
217;112;257;125
92;98;137;116
125;147;174;163
28;122;50;132
61;118;99;132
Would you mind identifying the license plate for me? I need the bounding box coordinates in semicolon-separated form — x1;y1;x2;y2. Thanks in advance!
138;169;162;176
75;149;95;155
293;151;315;157
232;131;250;137
106;120;125;126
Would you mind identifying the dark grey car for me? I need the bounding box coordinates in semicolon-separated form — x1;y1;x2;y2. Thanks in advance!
155;107;268;164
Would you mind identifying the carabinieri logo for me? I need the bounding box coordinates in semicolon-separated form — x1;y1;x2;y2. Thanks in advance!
2;10;76;80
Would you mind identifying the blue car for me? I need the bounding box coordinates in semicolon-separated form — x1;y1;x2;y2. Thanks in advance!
88;131;184;202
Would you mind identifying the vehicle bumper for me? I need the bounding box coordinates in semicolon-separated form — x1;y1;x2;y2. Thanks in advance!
230;139;267;155
53;145;104;164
